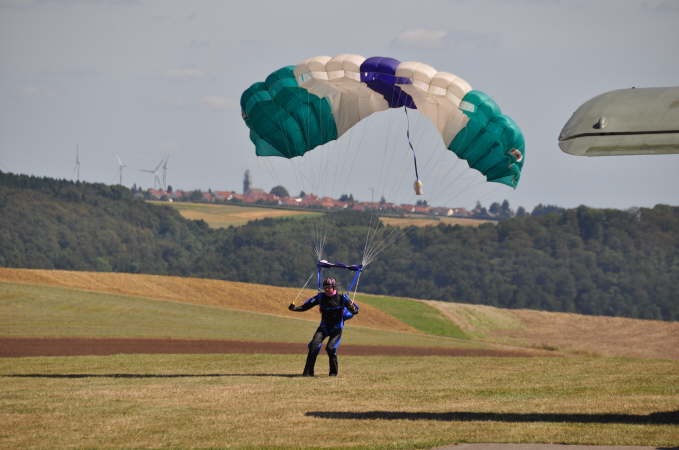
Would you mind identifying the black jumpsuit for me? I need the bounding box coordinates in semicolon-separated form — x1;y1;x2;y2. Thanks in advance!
290;292;359;376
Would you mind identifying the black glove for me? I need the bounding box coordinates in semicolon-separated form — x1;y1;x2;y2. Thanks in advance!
288;303;295;311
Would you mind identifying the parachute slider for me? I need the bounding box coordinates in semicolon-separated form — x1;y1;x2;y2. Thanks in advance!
317;259;363;272
414;179;423;195
316;260;364;300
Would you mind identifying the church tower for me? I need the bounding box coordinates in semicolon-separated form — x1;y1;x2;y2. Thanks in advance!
243;170;251;194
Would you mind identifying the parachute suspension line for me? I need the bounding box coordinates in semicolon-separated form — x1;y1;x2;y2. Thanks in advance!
299;87;327;261
314;225;327;260
341;121;368;196
360;124;390;269
361;213;405;268
382;111;409;201
362;222;405;267
436;163;499;209
292;271;316;306
360;111;416;270
286;153;326;261
375;108;410;204
404;107;423;195
350;270;362;303
361;213;380;267
423;140;482;206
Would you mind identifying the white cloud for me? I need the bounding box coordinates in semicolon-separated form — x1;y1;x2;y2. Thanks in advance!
390;28;502;52
392;29;448;49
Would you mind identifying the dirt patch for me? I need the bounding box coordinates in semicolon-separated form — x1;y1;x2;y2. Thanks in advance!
0;337;540;358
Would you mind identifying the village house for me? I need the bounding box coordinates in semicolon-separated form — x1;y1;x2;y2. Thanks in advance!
146;181;473;218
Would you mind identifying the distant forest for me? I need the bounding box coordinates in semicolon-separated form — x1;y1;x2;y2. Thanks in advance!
1;171;678;321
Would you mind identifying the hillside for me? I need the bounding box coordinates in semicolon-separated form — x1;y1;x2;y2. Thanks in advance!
425;300;679;360
2;171;678;321
0;268;411;333
1;268;677;359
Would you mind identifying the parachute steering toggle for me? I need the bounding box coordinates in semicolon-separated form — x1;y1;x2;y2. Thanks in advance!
413;179;423;195
404;107;423;195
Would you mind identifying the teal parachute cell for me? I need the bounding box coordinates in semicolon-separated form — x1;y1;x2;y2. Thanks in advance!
451;90;525;186
240;67;337;158
240;54;525;188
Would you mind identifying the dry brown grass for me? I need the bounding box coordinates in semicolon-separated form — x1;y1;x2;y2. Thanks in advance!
153;201;318;228
179;206;312;222
0;268;414;333
2;354;678;448
426;300;679;360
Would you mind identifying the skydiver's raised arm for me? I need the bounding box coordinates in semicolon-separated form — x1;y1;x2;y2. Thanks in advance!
289;294;320;312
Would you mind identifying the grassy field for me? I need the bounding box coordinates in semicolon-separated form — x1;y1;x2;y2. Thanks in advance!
1;268;678;447
152;200;490;229
2;354;677;448
2;268;676;359
151;201;320;228
357;294;468;339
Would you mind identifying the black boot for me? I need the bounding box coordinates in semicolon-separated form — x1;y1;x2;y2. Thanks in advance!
302;350;317;376
328;352;338;376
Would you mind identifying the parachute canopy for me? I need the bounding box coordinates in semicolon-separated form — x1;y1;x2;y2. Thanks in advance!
241;54;525;188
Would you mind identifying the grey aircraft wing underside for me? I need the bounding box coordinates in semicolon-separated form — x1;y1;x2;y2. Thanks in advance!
558;86;679;156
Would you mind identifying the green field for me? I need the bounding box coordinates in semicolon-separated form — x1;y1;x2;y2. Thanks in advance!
1;279;678;448
357;294;468;339
0;282;478;349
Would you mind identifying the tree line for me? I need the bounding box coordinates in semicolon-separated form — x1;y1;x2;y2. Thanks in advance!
1;171;677;321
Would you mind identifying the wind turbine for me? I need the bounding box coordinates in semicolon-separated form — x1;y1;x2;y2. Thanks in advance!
140;157;164;190
161;155;169;191
116;154;127;186
73;145;80;181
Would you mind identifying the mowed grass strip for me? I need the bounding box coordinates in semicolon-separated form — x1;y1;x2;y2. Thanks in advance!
0;282;481;349
357;294;468;339
1;354;677;448
151;201;320;228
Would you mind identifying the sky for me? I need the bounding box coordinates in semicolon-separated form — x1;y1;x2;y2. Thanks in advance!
1;0;678;211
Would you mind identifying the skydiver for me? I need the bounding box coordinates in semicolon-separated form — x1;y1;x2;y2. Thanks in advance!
288;277;359;377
